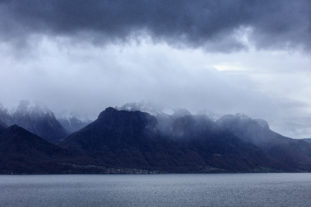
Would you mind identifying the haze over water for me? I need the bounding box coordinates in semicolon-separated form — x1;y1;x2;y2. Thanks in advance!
1;173;311;207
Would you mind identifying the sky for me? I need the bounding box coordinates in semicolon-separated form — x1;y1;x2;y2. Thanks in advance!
0;0;311;138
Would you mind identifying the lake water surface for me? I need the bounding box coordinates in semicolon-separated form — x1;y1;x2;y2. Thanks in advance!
1;173;311;207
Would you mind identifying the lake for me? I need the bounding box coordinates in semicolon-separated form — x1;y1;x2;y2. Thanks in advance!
0;173;311;207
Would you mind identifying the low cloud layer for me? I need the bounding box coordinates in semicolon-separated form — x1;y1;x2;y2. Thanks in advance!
0;0;310;51
1;39;311;138
0;1;311;138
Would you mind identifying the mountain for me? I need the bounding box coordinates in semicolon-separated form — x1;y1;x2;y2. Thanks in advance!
12;110;67;144
0;106;12;126
0;102;68;143
2;106;311;174
217;114;311;171
0;125;113;174
0;125;69;173
62;107;276;172
217;114;283;146
0;122;6;133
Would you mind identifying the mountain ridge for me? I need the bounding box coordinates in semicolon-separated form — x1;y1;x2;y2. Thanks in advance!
61;107;301;172
0;103;68;143
1;107;311;174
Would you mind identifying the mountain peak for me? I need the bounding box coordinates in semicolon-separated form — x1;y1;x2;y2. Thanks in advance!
98;107;118;118
5;124;36;137
97;107;119;120
97;107;156;126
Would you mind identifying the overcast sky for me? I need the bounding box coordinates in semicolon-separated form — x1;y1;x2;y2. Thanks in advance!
0;0;311;138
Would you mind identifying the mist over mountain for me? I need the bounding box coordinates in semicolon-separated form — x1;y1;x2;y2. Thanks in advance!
60;107;311;172
0;106;12;127
62;107;270;172
0;102;68;143
1;104;311;173
216;114;311;170
217;114;277;146
59;117;91;134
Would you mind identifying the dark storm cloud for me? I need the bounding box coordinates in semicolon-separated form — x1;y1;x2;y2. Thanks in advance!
0;0;310;50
